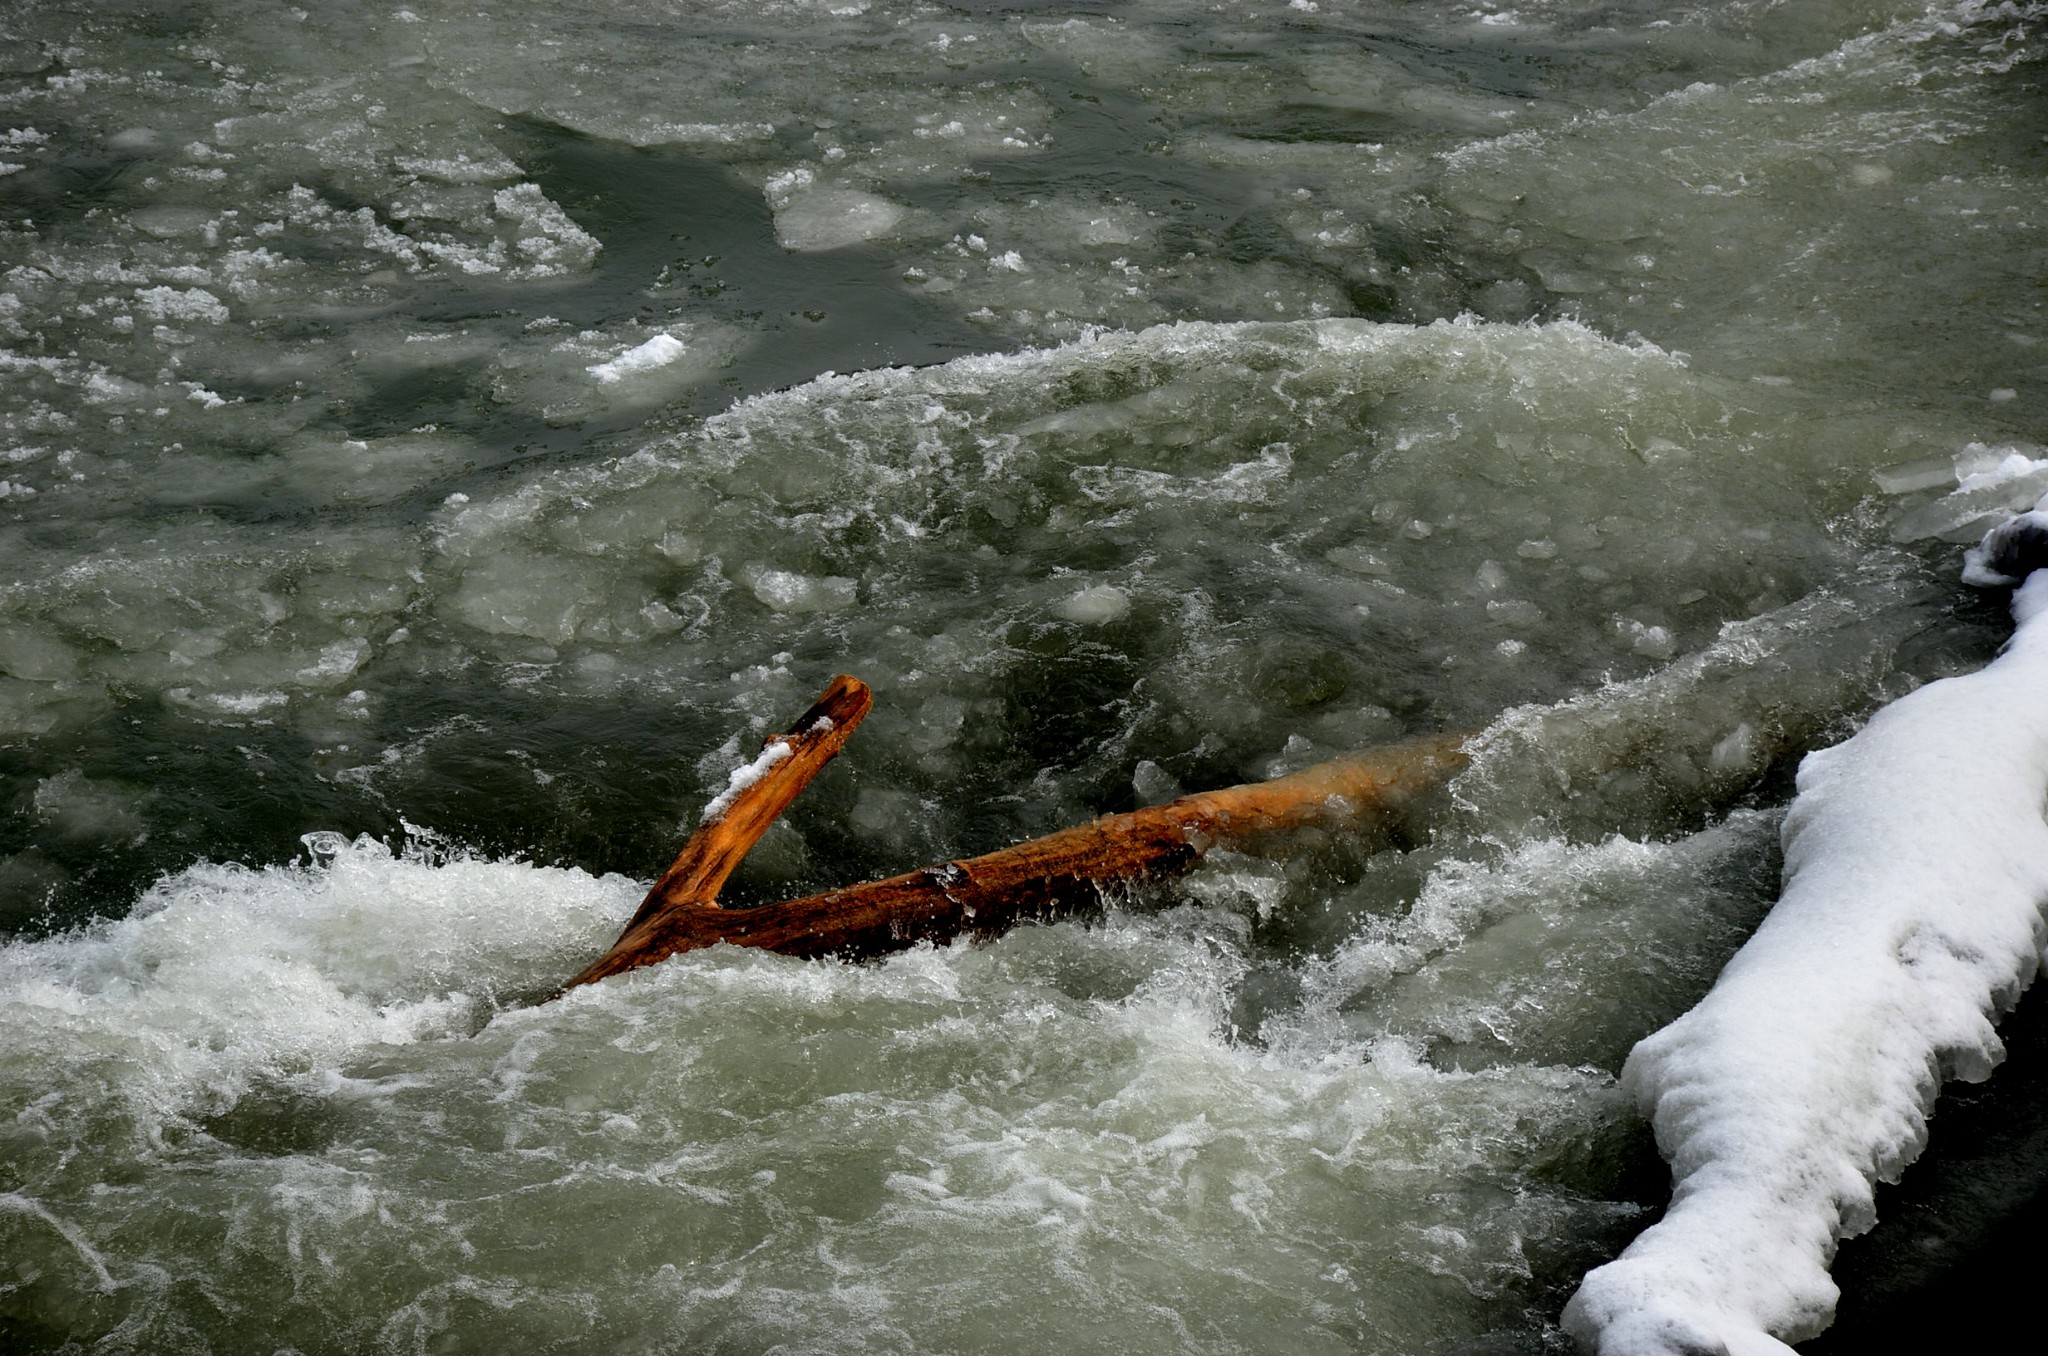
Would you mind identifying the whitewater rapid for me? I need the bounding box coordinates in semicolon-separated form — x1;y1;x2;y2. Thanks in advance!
3;0;2045;1351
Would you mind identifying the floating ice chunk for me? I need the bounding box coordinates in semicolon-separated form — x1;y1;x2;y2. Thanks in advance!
585;333;689;384
133;285;228;325
702;739;794;823
750;570;857;614
293;638;371;688
1889;442;2048;542
499;320;741;419
394;150;520;184
1707;721;1759;774
1869;452;1957;495
1954;445;2048;492
1131;759;1183;806
1326;545;1391;575
1611;618;1675;660
1054;584;1131;624
849;785;923;847
622;121;777;147
1261;733;1319;779
766;168;908;252
490;182;601;272
1485;598;1542;628
0;628;78;682
445;555;595;644
32;769;145;842
1564;558;2048;1353
1078;215;1137;246
170;688;288;717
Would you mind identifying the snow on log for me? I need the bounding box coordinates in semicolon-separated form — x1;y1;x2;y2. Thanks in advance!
1564;518;2048;1354
586;673;875;962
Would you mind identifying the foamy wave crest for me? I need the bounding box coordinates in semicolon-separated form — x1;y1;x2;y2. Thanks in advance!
0;836;636;1136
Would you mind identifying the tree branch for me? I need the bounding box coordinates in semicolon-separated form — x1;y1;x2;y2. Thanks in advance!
561;676;1466;991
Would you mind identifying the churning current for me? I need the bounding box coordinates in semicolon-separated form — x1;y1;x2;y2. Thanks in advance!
0;1;2043;1352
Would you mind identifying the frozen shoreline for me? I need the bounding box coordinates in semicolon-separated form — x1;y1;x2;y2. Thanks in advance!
1566;529;2048;1354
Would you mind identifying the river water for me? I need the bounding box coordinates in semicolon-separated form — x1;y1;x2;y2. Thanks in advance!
0;1;2042;1351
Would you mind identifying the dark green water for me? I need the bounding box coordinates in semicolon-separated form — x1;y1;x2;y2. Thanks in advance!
0;1;2043;1351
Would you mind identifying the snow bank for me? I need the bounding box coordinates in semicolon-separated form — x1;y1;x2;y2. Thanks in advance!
1564;512;2048;1353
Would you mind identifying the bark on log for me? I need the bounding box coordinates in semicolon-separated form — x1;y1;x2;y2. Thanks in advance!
616;674;874;936
563;676;1468;991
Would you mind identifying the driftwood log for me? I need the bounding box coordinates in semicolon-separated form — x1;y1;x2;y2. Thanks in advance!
563;675;1469;990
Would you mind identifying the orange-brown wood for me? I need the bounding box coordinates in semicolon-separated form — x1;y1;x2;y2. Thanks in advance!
601;674;872;937
564;674;1466;990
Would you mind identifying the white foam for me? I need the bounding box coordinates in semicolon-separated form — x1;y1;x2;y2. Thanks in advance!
1564;554;2048;1352
0;834;636;1130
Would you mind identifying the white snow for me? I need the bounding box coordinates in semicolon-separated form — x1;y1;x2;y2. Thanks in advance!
701;739;794;823
1964;508;2048;587
1564;510;2048;1354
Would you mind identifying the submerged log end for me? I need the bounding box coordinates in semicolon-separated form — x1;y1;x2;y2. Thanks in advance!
562;901;736;990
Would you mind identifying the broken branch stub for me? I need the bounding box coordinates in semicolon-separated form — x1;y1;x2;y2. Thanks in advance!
563;675;1467;991
615;673;873;934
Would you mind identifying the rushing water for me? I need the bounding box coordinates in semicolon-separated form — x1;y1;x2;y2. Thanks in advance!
0;1;2043;1350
